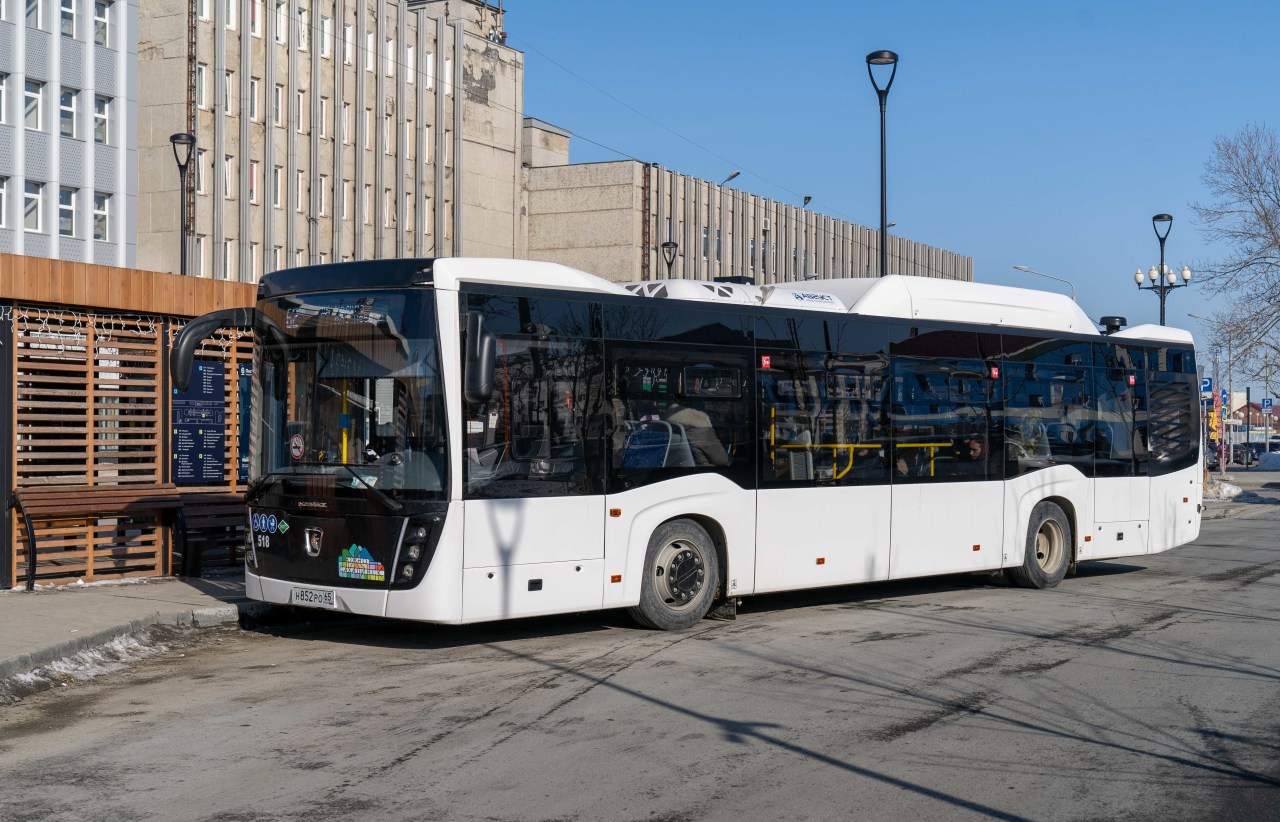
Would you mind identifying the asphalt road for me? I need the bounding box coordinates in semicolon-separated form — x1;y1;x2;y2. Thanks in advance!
2;506;1278;822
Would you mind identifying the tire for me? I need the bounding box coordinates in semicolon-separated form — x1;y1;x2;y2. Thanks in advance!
1007;501;1071;589
627;519;721;630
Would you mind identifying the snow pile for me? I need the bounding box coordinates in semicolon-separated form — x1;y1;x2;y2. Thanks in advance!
1257;451;1280;471
0;627;183;704
1204;480;1244;501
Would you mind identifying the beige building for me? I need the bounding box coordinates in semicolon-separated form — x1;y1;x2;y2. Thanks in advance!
524;120;972;285
137;0;523;279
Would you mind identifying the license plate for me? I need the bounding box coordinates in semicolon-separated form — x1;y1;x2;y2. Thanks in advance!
291;586;336;608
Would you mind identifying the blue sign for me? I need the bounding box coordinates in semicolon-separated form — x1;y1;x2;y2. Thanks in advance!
1221;388;1229;406
1264;398;1274;415
172;359;226;484
1201;377;1213;394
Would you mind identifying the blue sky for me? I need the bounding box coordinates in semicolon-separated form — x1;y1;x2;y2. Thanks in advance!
510;0;1278;375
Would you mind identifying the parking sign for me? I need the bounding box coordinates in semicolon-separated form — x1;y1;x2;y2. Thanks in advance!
1201;376;1213;395
1264;398;1274;416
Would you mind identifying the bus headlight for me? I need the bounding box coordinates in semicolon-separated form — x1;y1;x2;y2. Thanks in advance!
401;564;415;580
405;542;422;561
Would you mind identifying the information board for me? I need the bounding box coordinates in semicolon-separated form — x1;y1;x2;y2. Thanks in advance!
172;359;226;484
237;364;253;481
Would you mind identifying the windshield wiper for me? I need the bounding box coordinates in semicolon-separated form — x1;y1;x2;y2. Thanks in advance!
334;463;404;513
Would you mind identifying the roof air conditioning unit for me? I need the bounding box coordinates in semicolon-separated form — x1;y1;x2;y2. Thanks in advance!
762;218;772;231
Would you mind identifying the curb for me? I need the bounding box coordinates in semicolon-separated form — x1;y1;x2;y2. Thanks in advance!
0;600;274;682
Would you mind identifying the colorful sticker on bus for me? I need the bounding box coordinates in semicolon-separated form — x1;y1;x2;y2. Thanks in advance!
338;544;386;582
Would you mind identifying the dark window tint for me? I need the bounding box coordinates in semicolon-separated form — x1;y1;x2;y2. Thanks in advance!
1096;343;1149;371
760;350;890;486
1001;362;1093;477
1094;369;1148;477
755;316;830;351
1151;347;1197;374
608;344;753;490
890;359;995;482
463;335;606;498
465;292;594;338
603;304;751;346
1148;372;1199;475
1003;337;1092;367
893;327;981;360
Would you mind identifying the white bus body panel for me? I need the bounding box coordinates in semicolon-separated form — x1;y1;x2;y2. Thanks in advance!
603;475;756;608
1095;477;1151;523
462;497;605;568
461;559;605;623
890;482;1005;579
386;502;467;623
1148;467;1202;554
755;486;891;593
1001;466;1092;565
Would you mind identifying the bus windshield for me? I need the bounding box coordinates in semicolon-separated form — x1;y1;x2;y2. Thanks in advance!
251;289;447;502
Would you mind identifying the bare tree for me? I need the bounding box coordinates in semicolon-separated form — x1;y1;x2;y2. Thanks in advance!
1192;124;1280;325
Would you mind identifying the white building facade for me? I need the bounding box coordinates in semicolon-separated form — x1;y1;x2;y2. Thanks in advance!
0;0;138;265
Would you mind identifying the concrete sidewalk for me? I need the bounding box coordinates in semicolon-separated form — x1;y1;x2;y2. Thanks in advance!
0;573;267;681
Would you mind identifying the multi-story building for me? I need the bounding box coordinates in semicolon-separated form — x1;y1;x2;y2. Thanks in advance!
137;0;524;279
0;0;139;265
523;122;972;284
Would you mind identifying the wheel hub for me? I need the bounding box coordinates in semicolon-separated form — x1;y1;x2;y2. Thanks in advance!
656;539;705;606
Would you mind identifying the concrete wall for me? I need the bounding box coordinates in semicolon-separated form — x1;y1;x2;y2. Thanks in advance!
528;160;974;285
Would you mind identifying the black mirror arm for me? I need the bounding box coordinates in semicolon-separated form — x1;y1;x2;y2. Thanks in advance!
171;308;257;391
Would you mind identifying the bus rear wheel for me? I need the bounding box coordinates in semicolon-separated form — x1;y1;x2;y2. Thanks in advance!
628;519;720;631
1008;501;1071;589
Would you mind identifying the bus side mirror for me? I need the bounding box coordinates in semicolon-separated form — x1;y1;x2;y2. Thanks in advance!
464;311;496;403
171;307;256;391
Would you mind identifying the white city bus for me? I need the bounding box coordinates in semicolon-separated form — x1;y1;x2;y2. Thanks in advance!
172;258;1202;630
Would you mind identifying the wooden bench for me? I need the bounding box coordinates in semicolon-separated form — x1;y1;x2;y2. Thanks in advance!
175;490;248;577
9;483;183;591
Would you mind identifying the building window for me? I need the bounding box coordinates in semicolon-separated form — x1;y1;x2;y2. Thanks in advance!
197;0;210;21
60;0;74;37
341;102;350;144
0;74;9;125
318;251;328;264
297;6;307;51
273;1;285;44
251;242;261;279
0;177;8;228
362;184;371;224
364;31;373;71
423;194;431;234
26;0;43;30
319;96;329;138
294;248;303;266
93;94;110;143
59;87;77;138
222;240;234;279
296;89;306;133
273;84;284;126
24;80;44;131
444;130;450;166
425;51;434;90
363;108;371;149
320;15;331;57
195;235;206;276
248;160;260;203
423;124;431;163
383;113;391;154
224;0;235;29
93;191;110;241
404;191;411;231
295;169;304;212
273;244;283;271
195;149;207;193
196;63;208;109
224;69;234;110
223;155;233;198
406;44;415;84
444;58;452;94
385;38;394;77
250;0;262;37
342;179;352;217
248;78;260;121
318;174;328;215
701;227;708;259
272;165;282;208
58;186;76;237
383;188;391;226
93;0;110;45
24;181;44;232
343;24;353;65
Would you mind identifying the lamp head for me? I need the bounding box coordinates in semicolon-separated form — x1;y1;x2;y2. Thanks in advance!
867;50;899;66
169;132;197;167
1149;266;1159;282
1181;265;1192;282
1166;271;1177;285
866;50;899;94
1152;212;1173;240
721;170;740;185
1014;265;1031;272
660;240;678;266
802;195;812;208
1134;269;1145;285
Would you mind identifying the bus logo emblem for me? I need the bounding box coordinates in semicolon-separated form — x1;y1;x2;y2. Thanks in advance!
304;527;324;557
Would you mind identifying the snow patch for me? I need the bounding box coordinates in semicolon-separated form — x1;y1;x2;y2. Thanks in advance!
0;628;184;704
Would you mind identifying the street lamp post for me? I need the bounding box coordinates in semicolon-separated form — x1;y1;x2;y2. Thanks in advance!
660;240;678;278
170;132;197;276
866;50;898;278
1134;213;1192;325
1013;265;1077;301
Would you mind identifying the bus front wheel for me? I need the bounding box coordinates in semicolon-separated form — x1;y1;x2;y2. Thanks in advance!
628;519;721;631
1008;501;1071;590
